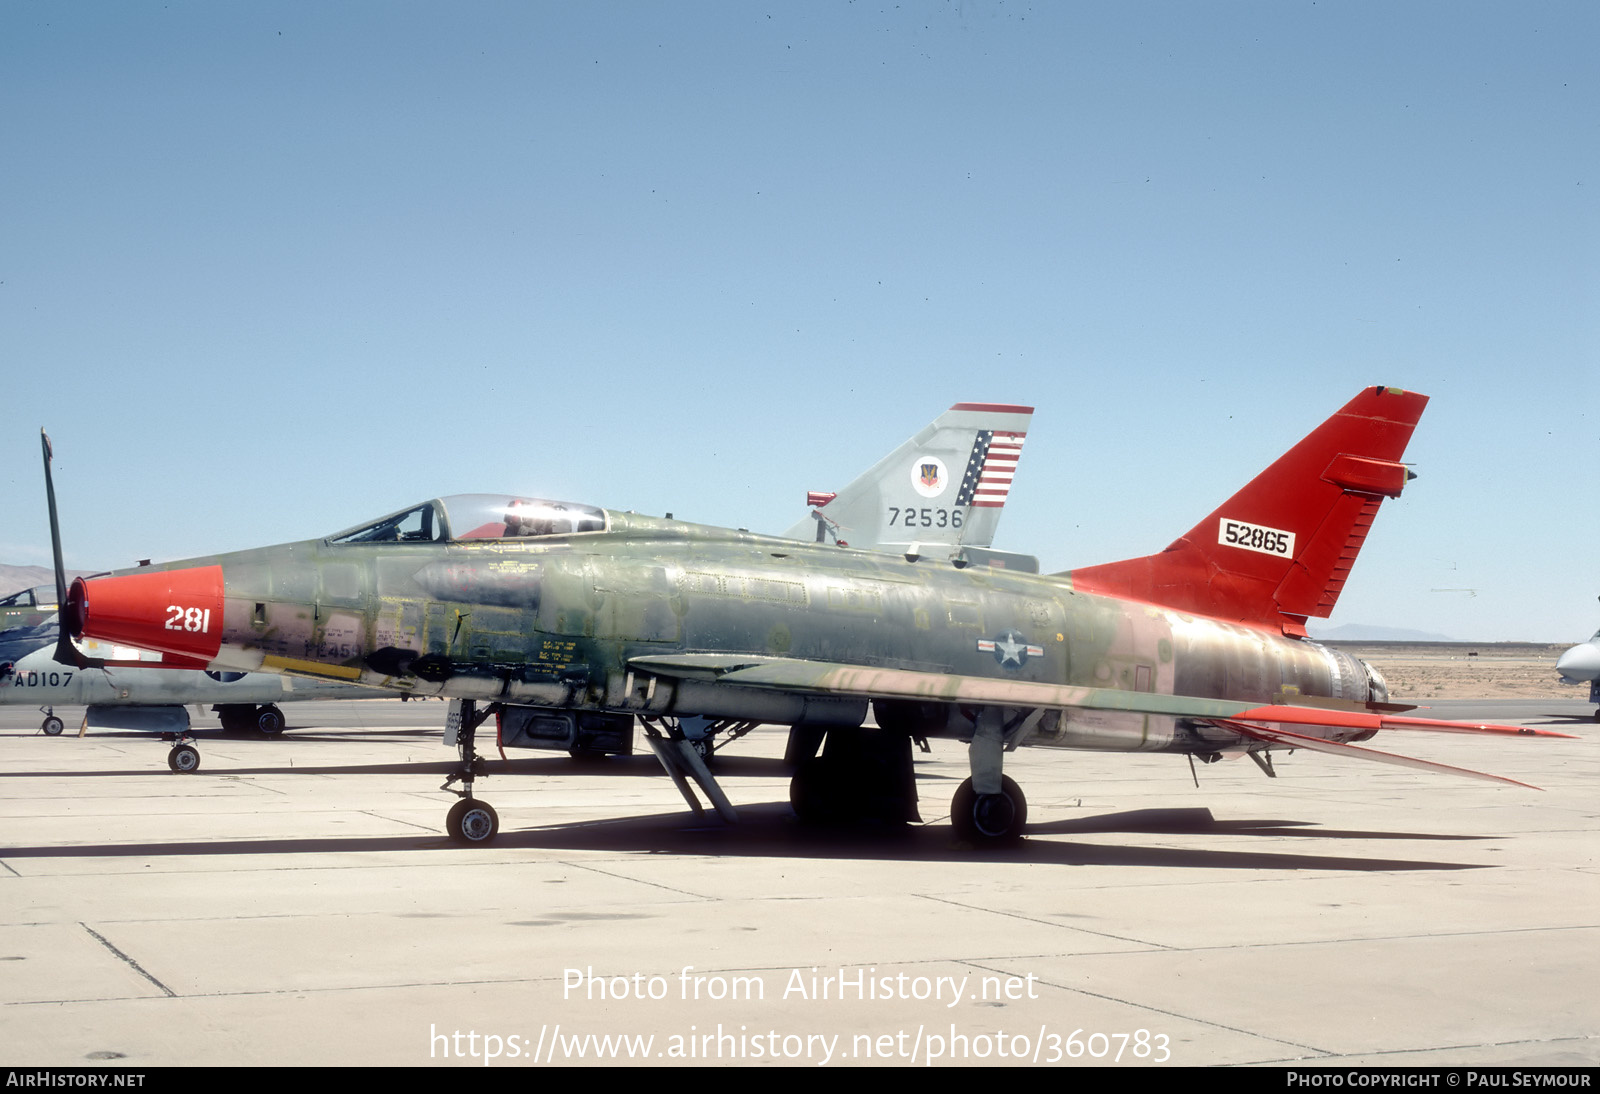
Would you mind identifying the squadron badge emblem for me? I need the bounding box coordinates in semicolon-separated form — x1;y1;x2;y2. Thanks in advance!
910;455;948;498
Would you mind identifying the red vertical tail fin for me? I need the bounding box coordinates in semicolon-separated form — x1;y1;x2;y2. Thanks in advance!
1065;386;1428;635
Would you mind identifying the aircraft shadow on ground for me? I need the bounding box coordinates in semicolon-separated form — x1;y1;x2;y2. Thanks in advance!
0;754;794;780
1030;807;1489;842
0;801;1490;872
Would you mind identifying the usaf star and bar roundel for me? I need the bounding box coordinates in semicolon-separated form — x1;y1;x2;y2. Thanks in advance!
977;629;1044;670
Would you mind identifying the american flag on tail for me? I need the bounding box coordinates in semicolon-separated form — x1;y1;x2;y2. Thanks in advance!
955;430;1026;509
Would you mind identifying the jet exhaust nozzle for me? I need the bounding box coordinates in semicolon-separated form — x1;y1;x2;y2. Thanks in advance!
66;565;225;662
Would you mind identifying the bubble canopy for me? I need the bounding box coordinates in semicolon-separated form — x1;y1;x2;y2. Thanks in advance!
326;494;607;545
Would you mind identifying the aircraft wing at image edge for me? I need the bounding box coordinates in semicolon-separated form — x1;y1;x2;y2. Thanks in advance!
1556;604;1600;718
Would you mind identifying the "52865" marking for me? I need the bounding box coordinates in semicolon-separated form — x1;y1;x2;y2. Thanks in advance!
1218;518;1295;558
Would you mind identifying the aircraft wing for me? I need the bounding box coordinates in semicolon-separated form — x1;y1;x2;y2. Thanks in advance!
628;653;1576;786
631;651;1262;718
1211;721;1546;789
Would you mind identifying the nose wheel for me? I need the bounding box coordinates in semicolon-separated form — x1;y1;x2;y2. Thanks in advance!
446;798;499;844
167;742;202;774
441;698;501;843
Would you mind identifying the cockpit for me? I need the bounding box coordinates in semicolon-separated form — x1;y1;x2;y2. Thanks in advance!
0;585;58;610
326;494;608;545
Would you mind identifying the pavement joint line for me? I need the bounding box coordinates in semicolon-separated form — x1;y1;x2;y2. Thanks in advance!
1250;1035;1594;1066
1171;922;1600;954
916;893;1176;949
356;809;438;833
1042;976;1333;1055
80;922;176;998
0;859;19;877
2;974;559;1007
565;860;714;899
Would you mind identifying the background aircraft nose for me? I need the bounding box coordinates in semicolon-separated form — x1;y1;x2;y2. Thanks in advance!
66;565;225;661
1555;643;1600;682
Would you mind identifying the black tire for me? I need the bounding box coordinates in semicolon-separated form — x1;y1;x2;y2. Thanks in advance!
41;715;64;736
950;776;1027;847
446;799;499;844
255;705;286;735
168;745;201;774
789;756;846;824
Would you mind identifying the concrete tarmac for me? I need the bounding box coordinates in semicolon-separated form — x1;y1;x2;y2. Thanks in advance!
1;697;1594;1067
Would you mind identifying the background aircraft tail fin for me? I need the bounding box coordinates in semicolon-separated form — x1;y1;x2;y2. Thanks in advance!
1065;386;1428;635
785;402;1034;558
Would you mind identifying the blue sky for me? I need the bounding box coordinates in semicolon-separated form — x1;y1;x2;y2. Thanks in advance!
2;2;1594;640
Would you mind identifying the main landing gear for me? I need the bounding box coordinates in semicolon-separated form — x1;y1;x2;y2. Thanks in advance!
39;707;64;736
785;707;1040;847
947;706;1041;847
949;776;1027;846
787;726;921;826
441;699;499;844
214;703;286;735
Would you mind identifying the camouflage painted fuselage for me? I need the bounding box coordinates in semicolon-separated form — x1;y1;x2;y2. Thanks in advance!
180;510;1379;756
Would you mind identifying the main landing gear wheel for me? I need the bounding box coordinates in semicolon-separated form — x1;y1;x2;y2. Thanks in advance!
789;756;846;824
255;705;285;735
950;776;1027;847
41;715;64;736
446;799;499;844
167;744;201;774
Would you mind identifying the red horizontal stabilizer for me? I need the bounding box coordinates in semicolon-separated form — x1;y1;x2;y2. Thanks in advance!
1067;386;1428;634
1230;704;1579;740
1221;722;1545;790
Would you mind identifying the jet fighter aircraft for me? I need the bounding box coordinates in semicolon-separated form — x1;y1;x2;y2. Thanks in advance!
50;388;1575;846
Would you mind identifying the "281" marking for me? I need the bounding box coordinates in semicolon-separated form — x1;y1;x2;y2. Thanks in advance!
164;605;212;633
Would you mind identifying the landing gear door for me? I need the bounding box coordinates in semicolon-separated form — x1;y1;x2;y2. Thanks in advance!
445;699;466;747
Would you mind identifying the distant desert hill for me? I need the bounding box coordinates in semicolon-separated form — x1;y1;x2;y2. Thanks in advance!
0;564;95;598
1307;621;1454;642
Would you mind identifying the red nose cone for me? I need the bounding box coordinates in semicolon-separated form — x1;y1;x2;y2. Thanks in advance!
67;565;224;661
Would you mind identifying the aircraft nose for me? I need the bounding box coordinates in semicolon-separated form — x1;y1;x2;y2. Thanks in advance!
66;565;225;662
1556;643;1600;682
